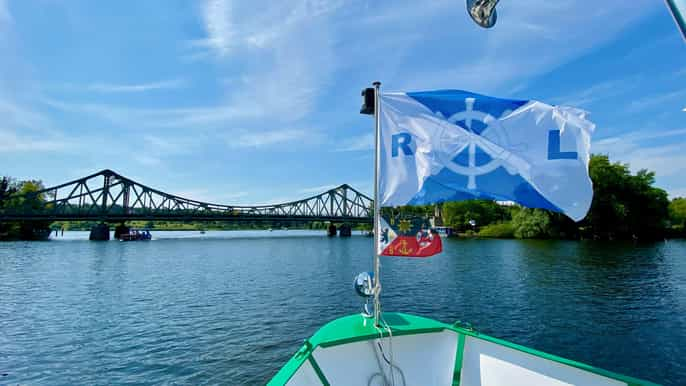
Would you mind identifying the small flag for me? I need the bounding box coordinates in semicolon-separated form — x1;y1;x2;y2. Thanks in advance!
378;89;595;222
378;215;442;257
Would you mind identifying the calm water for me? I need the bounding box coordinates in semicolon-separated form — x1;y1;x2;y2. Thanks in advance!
1;231;684;385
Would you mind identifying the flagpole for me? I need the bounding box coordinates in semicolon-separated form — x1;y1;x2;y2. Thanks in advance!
372;81;382;326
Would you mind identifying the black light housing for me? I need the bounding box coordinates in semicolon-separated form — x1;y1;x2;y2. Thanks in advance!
360;88;375;115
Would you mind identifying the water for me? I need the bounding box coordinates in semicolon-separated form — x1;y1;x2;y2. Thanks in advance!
1;231;684;385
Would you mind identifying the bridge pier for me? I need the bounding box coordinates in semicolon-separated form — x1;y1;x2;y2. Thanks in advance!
114;223;130;240
327;223;337;237
89;223;110;241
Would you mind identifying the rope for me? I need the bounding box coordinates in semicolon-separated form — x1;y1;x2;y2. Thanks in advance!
367;313;406;386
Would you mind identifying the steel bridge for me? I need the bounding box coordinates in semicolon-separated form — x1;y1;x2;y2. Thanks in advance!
0;170;373;224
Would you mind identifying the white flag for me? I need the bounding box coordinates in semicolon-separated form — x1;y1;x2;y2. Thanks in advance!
378;90;595;221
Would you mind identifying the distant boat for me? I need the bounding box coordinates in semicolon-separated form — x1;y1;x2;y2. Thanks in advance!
120;230;152;241
268;228;273;232
434;226;454;237
199;230;206;234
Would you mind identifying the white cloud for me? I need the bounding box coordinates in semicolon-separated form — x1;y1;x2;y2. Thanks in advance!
0;128;69;153
335;133;373;152
171;188;249;203
86;79;186;93
593;128;686;178
0;99;53;130
184;0;339;123
554;76;641;107
41;97;262;130
190;0;234;57
133;154;161;166
626;89;686;113
232;129;308;147
0;0;10;25
298;184;339;195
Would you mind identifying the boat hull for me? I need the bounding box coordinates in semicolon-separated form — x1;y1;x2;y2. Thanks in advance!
269;313;658;386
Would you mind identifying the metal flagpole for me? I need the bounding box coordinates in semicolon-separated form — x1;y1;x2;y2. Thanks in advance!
372;81;382;326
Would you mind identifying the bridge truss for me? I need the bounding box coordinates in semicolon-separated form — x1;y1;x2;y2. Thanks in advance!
0;170;373;223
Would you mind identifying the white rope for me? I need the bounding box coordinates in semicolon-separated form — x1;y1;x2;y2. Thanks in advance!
367;314;406;386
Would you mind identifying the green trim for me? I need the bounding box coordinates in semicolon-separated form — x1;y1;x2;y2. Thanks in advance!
267;341;312;386
307;356;330;386
452;333;466;385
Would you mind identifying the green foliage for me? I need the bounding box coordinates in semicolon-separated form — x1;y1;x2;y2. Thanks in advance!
442;200;509;231
512;208;552;239
582;155;669;240
478;222;515;238
0;177;52;240
669;197;686;227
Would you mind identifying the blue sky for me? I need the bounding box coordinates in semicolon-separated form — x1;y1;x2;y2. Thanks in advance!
0;0;684;204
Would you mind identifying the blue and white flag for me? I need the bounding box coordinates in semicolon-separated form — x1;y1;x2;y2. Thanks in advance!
379;90;595;221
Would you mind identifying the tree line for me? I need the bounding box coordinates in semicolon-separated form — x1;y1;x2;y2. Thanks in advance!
390;155;685;240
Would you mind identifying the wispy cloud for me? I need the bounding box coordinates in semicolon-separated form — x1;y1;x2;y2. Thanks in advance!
189;0;234;58
188;0;344;57
85;79;186;93
593;128;686;178
133;154;161;166
553;77;641;107
185;0;338;123
232;129;308;148
335;133;373;152
0;99;53;130
172;188;249;203
41;97;261;130
0;0;10;25
298;184;339;195
0;128;69;153
626;89;686;113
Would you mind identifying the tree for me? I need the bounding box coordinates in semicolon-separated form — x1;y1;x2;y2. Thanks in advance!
0;177;52;240
512;208;552;239
442;200;508;231
582;155;669;240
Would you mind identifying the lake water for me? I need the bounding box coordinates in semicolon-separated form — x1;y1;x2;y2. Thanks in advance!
1;231;684;385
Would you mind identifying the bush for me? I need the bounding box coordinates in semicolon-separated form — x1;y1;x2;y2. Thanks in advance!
512;208;552;239
478;222;515;238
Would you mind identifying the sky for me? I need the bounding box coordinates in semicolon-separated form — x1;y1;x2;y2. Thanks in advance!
0;0;685;204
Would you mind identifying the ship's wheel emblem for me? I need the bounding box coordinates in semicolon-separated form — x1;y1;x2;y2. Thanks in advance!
437;97;517;189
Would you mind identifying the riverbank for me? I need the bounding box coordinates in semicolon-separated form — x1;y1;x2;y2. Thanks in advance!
454;221;686;240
